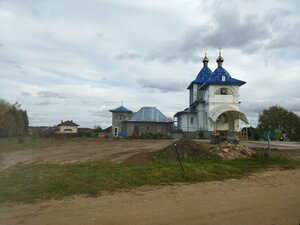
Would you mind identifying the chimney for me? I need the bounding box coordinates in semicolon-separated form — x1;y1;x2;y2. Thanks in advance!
61;120;63;123
71;120;73;122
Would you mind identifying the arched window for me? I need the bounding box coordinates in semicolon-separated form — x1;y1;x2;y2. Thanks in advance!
214;88;234;95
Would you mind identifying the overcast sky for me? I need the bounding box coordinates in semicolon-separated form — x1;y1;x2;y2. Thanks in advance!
0;0;299;128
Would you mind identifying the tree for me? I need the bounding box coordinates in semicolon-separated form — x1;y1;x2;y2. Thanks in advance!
0;99;29;137
93;125;103;133
258;105;300;141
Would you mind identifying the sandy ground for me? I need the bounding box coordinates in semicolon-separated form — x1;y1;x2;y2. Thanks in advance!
0;139;175;169
1;168;299;225
1;140;299;224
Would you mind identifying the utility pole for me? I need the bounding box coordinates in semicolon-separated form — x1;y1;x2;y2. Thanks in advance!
267;122;272;157
174;144;184;172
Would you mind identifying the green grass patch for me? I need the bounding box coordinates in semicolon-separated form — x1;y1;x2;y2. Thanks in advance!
0;153;297;204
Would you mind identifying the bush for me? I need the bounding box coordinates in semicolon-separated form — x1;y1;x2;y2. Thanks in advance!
253;130;261;141
136;132;170;140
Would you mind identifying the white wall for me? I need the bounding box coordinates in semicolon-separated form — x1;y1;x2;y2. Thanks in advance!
58;126;78;133
178;113;198;132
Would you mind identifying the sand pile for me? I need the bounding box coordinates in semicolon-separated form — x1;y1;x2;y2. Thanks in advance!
126;139;256;163
157;139;255;160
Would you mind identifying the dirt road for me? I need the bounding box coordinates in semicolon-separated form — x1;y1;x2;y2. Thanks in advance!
1;168;299;225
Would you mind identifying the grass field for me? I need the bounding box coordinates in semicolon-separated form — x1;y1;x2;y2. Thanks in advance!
0;153;297;204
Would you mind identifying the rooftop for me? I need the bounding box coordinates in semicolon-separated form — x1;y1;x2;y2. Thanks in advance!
188;53;246;89
57;120;79;127
109;105;133;113
126;107;172;123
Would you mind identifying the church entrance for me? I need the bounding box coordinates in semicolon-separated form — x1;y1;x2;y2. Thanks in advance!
213;111;239;143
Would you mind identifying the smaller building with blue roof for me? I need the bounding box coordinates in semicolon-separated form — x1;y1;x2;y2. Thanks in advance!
109;105;133;137
109;105;173;138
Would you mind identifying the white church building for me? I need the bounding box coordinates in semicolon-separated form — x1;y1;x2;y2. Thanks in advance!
174;52;248;141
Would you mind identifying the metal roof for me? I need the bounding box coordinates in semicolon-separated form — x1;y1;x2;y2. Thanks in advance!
109;105;133;113
188;54;246;89
208;66;246;86
126;107;171;123
174;107;197;117
188;65;213;89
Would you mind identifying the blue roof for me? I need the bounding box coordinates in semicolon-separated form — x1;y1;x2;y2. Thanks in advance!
126;107;172;123
188;55;246;88
109;105;132;113
208;66;246;86
193;65;213;84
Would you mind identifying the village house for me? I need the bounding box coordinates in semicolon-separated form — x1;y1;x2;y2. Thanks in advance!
174;52;248;141
109;106;173;138
56;120;79;134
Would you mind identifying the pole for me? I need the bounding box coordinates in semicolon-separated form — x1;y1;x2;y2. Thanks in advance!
268;131;271;157
232;124;235;144
174;144;184;172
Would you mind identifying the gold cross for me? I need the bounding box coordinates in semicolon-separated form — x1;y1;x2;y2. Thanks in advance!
218;47;223;55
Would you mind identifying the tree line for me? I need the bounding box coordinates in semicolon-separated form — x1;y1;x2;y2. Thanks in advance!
0;99;299;141
0;100;29;137
244;105;300;141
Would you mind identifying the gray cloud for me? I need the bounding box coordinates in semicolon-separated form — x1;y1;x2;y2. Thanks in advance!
116;52;142;60
145;4;299;62
35;101;50;106
21;91;31;97
21;91;65;99
89;109;111;118
37;91;64;99
138;79;185;93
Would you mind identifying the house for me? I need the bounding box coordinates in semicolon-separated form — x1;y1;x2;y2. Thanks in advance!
56;120;79;134
174;52;248;141
109;106;173;138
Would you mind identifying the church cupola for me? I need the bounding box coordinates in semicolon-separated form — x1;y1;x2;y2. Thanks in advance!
203;53;209;66
216;50;224;67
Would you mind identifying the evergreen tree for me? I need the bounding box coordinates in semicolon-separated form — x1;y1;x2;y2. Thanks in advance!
0;100;29;137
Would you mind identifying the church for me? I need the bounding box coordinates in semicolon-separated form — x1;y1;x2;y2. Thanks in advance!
174;51;248;141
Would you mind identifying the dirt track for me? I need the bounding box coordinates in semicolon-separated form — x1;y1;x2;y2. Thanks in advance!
0;140;175;168
1;168;299;225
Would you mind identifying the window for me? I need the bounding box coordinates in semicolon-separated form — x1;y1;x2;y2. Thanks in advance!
119;115;122;121
146;125;150;132
214;88;233;95
157;126;161;132
204;90;208;101
191;116;194;124
221;88;226;95
114;127;118;136
222;76;226;82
